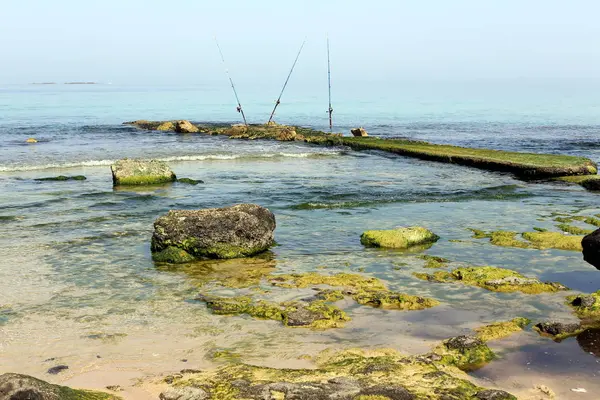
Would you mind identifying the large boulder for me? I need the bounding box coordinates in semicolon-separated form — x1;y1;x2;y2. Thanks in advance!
582;229;600;269
111;159;176;186
151;204;276;262
175;120;199;133
0;373;118;400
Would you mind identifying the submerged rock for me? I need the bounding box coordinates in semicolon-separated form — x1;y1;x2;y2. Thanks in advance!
351;127;368;137
0;373;119;399
475;317;531;341
437;335;495;371
111;159;176;186
576;328;600;357
414;266;567;294
582;229;600;269
151;204;276;261
470;229;583;251
160;348;515;400
176;177;204;185
360;226;439;249
197;295;349;329
175;120;199;133
47;365;69;375
35;175;86;181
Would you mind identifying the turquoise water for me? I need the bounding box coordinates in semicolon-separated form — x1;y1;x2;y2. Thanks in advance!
1;82;600;398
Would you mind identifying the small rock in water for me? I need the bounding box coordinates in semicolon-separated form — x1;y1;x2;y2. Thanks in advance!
571;387;587;393
177;177;204;185
25;138;38;143
43;357;56;362
475;389;516;399
351;127;368;137
175;120;199;133
47;365;69;374
106;385;123;392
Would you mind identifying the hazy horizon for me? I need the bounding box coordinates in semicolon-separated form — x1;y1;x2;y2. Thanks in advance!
2;0;599;86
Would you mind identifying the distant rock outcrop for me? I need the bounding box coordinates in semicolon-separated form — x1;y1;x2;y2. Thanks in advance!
175;120;199;133
351;127;368;137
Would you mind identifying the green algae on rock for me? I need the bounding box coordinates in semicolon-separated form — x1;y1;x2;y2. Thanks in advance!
418;255;450;269
360;227;439;249
566;291;600;320
269;272;440;311
0;373;120;400
414;266;568;294
469;228;583;251
35;175;86;181
475;317;531;341
196;295;349;329
555;174;600;191
152;246;196;263
176;177;204;185
110;158;176;186
160;347;516;400
434;335;495;372
156;121;176;131
151;204;276;261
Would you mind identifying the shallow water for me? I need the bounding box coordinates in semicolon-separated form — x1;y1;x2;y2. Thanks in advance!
1;83;600;399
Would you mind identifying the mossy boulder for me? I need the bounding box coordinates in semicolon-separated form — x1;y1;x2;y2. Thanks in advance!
418;255;450;269
110;159;176;186
582;229;600;269
0;373;120;400
360;227;439;249
151;204;276;261
414;266;568;294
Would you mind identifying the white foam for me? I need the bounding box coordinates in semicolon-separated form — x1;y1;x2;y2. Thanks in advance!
0;152;343;172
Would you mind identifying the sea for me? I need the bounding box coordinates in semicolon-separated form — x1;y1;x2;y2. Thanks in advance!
1;81;600;399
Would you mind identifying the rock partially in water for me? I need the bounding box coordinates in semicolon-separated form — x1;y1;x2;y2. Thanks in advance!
156;121;176;131
275;128;297;141
360;226;439;249
414;266;568;294
475;317;531;341
566;291;600;319
0;373;119;399
176;177;204;185
26;138;38;143
151;204;276;261
534;321;583;340
436;335;495;371
582;229;600;269
35;175;86;181
351;127;368;137
175;120;199;133
160;347;515;400
111;159;176;186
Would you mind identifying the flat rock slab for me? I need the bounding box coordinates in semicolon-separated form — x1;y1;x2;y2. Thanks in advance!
111;159;176;186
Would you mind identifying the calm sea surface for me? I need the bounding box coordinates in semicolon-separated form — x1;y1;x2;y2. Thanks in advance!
1;82;600;398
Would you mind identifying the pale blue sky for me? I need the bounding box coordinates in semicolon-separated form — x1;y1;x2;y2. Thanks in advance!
1;0;599;84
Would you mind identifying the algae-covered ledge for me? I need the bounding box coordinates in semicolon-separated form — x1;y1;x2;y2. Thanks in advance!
124;120;598;179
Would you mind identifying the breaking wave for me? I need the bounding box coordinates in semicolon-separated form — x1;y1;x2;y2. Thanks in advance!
0;151;343;172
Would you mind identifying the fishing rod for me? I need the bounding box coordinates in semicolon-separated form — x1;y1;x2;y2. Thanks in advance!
214;36;248;126
267;39;306;125
327;37;333;131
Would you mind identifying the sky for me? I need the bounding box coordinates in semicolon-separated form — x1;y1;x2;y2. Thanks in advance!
1;0;599;85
